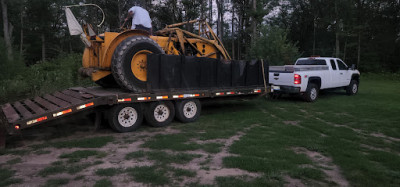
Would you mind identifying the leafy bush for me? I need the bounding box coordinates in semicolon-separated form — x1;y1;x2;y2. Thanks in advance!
250;26;300;65
0;51;94;103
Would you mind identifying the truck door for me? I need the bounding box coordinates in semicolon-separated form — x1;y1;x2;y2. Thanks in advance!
336;59;350;86
329;59;340;88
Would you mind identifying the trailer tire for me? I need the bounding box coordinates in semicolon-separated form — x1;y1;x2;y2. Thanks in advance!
145;101;175;127
108;104;143;133
346;80;359;95
111;36;164;92
303;83;319;102
175;99;201;123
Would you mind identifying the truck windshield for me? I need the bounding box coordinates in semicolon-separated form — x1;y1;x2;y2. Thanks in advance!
296;59;326;65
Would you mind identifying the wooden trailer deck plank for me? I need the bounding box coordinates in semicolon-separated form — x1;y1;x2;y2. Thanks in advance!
71;87;127;97
13;101;33;119
24;99;46;114
62;90;94;100
43;94;70;108
34;97;59;111
1;103;20;123
53;92;82;104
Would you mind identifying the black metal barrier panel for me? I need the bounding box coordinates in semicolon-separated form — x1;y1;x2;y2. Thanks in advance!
147;54;269;92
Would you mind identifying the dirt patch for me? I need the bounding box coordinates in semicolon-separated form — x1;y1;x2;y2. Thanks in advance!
315;117;363;134
292;147;349;187
359;144;399;156
283;175;305;187
171;124;261;185
370;132;400;142
283;121;300;126
1;123;264;186
197;169;258;184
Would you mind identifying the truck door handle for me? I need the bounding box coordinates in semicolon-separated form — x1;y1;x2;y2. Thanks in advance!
340;73;343;75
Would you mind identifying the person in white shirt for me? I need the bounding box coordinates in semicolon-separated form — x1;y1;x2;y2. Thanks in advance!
125;6;152;33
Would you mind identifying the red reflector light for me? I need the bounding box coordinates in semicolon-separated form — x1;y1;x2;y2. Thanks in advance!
294;74;301;84
15;125;20;130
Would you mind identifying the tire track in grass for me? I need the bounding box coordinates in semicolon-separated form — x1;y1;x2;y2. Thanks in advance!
292;147;349;187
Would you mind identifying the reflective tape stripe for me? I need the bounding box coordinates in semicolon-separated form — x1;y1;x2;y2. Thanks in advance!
27;116;48;125
118;98;132;102
137;97;151;101
53;109;73;117
77;102;94;110
156;96;169;99
254;89;261;93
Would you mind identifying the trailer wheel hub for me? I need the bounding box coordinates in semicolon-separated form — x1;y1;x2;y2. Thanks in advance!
118;107;138;127
154;104;170;122
183;101;197;118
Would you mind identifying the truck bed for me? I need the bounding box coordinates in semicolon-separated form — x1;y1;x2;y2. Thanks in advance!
269;65;329;73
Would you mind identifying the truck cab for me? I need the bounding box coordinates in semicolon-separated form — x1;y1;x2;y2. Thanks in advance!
269;57;360;102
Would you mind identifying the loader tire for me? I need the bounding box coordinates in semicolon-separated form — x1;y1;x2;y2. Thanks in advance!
111;36;164;92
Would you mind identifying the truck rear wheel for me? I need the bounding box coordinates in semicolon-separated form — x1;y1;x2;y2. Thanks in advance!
108;104;143;132
303;83;319;102
175;99;201;123
346;80;359;95
145;101;175;127
111;36;164;92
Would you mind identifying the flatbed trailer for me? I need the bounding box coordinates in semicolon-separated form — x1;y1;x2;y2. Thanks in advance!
0;55;269;148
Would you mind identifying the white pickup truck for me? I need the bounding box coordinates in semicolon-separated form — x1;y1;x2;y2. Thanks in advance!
269;57;360;102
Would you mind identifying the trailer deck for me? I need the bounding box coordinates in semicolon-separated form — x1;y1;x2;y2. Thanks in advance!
0;55;269;148
0;86;265;136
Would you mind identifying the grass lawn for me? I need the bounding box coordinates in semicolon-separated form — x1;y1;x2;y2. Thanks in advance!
0;74;399;186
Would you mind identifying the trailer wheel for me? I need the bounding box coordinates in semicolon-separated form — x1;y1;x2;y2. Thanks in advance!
145;101;175;127
108;104;143;132
303;83;319;102
346;80;359;95
175;99;201;123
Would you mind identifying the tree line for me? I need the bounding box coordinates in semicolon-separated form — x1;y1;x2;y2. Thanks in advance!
1;0;399;73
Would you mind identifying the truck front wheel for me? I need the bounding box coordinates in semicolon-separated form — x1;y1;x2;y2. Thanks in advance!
303;83;319;102
145;101;175;127
175;99;201;123
108;104;143;132
346;80;359;95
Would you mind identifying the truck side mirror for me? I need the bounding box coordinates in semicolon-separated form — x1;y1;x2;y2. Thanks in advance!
349;64;356;70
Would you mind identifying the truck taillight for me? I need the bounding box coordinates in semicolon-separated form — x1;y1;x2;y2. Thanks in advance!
294;74;301;84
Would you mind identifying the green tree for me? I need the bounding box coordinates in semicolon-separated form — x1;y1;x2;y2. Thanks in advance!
250;26;300;65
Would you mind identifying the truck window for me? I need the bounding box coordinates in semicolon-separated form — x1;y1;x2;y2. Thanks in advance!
337;60;347;70
330;60;337;70
296;59;326;65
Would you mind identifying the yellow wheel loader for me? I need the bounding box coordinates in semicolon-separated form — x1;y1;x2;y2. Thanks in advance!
65;4;231;92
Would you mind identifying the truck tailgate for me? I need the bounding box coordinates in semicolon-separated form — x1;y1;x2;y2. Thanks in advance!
269;72;294;86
